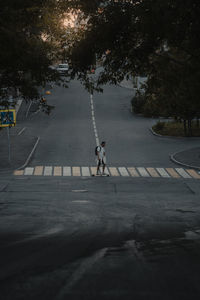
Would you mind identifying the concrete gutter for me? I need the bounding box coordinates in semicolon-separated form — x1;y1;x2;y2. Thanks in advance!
17;137;40;170
15;99;23;116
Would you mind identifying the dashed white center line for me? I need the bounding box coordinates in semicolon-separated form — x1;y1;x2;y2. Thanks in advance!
90;93;100;146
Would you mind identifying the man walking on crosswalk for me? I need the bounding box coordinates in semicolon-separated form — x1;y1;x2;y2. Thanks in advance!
96;141;107;175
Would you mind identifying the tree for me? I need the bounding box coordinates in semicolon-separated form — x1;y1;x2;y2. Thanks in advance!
0;0;71;112
67;0;200;135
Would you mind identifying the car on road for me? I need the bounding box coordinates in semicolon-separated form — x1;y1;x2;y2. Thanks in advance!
56;63;69;75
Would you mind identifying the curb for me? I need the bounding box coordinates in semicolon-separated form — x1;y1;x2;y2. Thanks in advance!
118;82;135;90
170;152;200;171
149;127;164;138
118;83;135;90
17;137;40;170
150;127;200;170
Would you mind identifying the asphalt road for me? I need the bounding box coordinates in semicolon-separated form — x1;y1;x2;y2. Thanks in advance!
24;78;200;167
1;78;200;299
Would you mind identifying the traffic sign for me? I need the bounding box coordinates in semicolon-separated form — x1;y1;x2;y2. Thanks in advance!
0;109;16;127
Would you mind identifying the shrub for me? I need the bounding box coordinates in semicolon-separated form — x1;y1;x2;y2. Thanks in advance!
153;121;165;131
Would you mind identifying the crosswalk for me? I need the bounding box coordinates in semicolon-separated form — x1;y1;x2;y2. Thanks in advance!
13;166;200;179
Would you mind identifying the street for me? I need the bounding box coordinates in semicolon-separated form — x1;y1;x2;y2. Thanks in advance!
1;79;200;299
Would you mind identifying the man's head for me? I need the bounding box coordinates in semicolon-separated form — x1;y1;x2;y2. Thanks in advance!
101;141;106;147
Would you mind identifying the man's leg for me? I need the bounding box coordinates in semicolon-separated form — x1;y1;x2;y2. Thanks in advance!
97;159;101;175
102;162;106;174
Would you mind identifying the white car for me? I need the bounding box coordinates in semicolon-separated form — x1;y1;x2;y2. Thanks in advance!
56;63;69;75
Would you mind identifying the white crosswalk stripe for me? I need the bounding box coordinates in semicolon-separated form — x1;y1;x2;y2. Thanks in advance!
156;168;170;178
63;166;71;176
24;167;34;175
175;168;191;178
137;167;150;177
44;166;52;176
13;166;200;180
118;167;129;176
81;167;90;176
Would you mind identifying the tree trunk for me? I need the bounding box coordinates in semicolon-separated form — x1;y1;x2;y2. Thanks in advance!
197;118;200;128
187;119;192;137
183;119;187;136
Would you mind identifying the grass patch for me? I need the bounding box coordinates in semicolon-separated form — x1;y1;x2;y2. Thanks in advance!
152;121;200;137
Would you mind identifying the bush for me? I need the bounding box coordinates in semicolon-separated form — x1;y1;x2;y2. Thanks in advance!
153;121;165;131
152;120;200;137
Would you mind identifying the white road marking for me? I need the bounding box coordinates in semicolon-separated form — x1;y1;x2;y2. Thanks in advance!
175;168;192;178
81;167;90;176
14;166;197;180
137;167;150;177
18;127;26;135
63;166;71;176
118;167;129;176
44;166;53;176
90;93;100;147
24;167;34;175
156;168;170;178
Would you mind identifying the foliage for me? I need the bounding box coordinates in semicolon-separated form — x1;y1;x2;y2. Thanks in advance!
152;120;200;137
0;0;71;110
66;0;200;135
131;92;146;115
153;121;165;132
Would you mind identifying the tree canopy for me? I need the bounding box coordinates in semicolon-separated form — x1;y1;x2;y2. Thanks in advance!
67;0;200;134
1;0;200;133
0;0;71;110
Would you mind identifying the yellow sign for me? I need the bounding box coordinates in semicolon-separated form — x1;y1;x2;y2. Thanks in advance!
45;91;51;95
0;109;16;127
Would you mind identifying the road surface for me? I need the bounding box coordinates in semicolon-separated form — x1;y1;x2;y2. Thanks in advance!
1;79;200;299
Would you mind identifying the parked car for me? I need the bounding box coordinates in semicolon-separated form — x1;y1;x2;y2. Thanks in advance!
56;63;69;75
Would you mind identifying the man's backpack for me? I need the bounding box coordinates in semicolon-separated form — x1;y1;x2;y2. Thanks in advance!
95;146;101;155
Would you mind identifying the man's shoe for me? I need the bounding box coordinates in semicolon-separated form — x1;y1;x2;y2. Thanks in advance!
102;172;109;176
